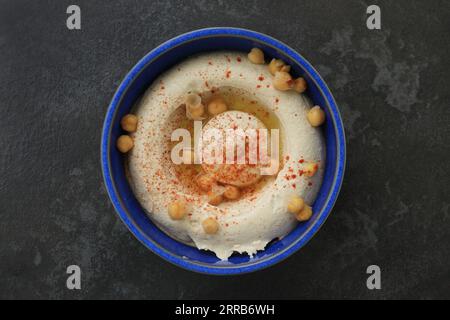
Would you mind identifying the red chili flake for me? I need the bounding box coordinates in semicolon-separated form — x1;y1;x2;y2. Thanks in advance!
298;170;304;176
258;75;264;81
237;57;242;62
291;174;297;179
256;85;261;89
292;184;296;189
299;159;304;163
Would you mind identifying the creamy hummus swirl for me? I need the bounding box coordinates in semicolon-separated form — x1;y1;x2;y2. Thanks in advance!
128;52;325;260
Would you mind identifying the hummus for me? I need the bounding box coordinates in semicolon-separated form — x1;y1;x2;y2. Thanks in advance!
128;52;325;260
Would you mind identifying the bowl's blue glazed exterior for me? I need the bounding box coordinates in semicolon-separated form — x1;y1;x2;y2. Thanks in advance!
101;28;346;275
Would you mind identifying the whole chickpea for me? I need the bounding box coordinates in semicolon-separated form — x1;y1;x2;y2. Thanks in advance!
202;217;219;234
168;200;187;220
185;93;205;120
248;48;265;64
187;104;205;120
185;93;201;107
280;65;291;73
268;59;286;75
121;114;138;132
223;185;240;200
304;162;319;177
307;106;326;127
116;135;134;153
196;174;216;192
207;97;228;115
287;195;305;214
293;77;307;93
273;71;293;91
208;191;223;206
296;205;313;222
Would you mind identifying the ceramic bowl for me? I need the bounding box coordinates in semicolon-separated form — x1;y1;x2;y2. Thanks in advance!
101;28;346;274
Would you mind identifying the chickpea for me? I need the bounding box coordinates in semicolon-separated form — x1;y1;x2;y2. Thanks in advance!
248;48;265;64
186;93;201;107
307;106;326;127
208;191;223;206
296;204;313;222
268;59;286;75
121;114;138;132
287;195;305;214
273;71;293;91
187;104;205;120
196;174;216;192
304;162;319;177
185;93;205;120
168;200;187;220
116;135;134;153
207;97;228;115
293;77;307;93
280;65;291;73
223;185;240;200
202;217;219;234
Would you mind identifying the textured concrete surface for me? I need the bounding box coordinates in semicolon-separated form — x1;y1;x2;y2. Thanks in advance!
0;0;449;299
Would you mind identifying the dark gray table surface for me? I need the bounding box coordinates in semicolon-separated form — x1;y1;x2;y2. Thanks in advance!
0;0;449;299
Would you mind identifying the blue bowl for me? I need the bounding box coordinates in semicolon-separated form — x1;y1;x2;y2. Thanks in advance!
101;28;346;275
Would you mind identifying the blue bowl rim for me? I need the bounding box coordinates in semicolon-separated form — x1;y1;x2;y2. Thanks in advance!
101;27;346;275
